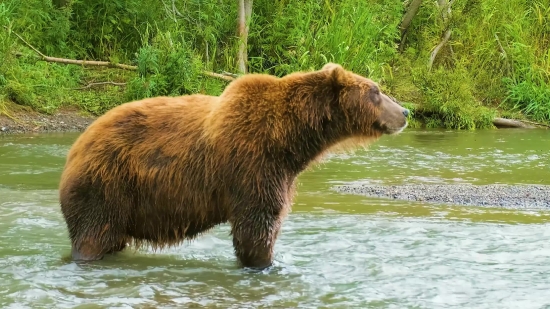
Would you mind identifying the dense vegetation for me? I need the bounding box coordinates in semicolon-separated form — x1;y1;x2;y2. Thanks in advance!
0;0;549;129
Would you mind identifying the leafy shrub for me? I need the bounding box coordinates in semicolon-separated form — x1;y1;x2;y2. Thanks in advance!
125;30;224;102
416;67;496;130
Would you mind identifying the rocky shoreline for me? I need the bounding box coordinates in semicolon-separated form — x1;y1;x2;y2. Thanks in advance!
0;108;96;135
334;183;550;210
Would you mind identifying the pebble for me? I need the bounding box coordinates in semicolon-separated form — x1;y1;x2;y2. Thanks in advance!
334;183;550;209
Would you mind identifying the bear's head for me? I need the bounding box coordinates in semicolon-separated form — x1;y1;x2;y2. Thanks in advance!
322;62;409;136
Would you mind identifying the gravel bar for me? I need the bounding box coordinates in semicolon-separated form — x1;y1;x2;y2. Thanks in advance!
0;108;95;135
334;183;550;209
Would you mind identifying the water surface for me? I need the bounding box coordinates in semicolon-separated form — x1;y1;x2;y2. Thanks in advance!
1;129;549;308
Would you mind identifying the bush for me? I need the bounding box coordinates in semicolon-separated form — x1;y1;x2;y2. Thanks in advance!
124;30;225;102
415;67;496;130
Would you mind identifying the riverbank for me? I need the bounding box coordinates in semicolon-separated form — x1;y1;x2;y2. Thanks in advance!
3;111;549;211
0;108;95;135
1;104;547;135
334;183;550;210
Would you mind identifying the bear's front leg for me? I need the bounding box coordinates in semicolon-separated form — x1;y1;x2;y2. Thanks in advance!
230;213;284;269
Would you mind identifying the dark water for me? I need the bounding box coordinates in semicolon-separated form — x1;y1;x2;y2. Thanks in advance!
1;129;549;308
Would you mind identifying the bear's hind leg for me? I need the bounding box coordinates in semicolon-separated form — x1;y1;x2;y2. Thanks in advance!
230;214;284;269
69;221;128;261
71;231;128;261
71;239;106;261
61;176;130;261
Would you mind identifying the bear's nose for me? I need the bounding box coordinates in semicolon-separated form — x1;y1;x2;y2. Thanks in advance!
403;109;410;117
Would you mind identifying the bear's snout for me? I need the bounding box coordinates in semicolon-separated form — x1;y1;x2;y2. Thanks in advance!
403;109;410;117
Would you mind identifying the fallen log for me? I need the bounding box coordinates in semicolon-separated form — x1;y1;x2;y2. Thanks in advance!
72;82;127;90
404;104;547;129
492;117;537;129
6;27;236;82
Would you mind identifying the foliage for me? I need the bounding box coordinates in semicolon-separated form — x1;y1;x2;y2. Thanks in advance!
401;0;550;124
124;30;226;102
0;0;549;126
249;0;402;79
415;66;496;129
499;0;550;122
68;0;162;61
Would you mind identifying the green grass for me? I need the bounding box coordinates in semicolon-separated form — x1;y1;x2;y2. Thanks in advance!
1;53;132;115
0;0;549;128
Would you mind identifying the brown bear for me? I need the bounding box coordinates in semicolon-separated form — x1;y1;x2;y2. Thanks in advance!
58;63;409;269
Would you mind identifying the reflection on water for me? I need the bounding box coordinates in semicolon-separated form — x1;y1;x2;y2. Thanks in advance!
1;129;550;308
304;129;550;187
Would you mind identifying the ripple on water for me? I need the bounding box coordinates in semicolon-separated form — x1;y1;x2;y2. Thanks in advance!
1;130;550;308
2;209;550;308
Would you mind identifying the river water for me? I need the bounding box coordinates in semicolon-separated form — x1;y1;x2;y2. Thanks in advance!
1;129;549;308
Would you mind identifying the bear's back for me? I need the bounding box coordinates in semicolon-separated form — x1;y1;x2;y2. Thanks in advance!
60;94;220;203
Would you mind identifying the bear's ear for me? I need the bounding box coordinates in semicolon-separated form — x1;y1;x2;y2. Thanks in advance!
322;62;342;71
322;62;350;86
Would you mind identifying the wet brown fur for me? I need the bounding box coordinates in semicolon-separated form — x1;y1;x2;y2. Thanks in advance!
58;63;408;268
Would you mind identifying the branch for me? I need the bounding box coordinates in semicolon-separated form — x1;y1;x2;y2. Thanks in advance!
428;29;452;70
40;55;138;70
428;0;453;70
7;27;138;70
399;0;423;39
162;0;177;23
172;0;184;17
398;0;423;52
494;32;513;75
494;33;507;57
72;81;127;90
221;71;239;78
202;71;236;81
5;26;236;81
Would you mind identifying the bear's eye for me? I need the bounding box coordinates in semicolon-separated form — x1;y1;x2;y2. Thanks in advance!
368;86;381;105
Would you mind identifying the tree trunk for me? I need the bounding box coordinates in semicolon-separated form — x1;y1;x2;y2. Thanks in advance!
237;0;253;74
428;28;452;69
428;0;453;70
399;0;423;48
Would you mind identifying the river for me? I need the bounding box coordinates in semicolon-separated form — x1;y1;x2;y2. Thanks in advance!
1;129;549;308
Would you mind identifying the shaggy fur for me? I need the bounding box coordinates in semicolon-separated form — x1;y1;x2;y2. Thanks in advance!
58;63;409;268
